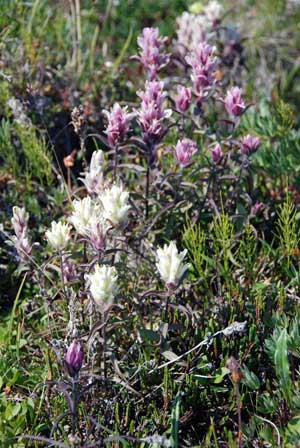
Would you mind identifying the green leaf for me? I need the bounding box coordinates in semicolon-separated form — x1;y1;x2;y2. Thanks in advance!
274;328;291;400
139;329;160;343
242;365;260;390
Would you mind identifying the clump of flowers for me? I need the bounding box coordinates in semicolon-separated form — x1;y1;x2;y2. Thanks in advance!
80;150;105;195
186;42;218;104
103;103;133;148
46;221;71;251
136;80;172;145
224;87;245;117
175;138;198;168
174;85;192;113
240;134;261;155
137;27;169;80
88;265;119;312
11;206;32;260
100;184;130;227
156;241;190;290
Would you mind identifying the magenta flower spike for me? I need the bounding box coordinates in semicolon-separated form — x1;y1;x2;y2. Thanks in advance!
224;87;245;117
136;80;172;144
137;27;169;79
175;86;192;113
103;103;133;148
240;134;261;155
186;41;218;103
210;143;224;164
175;138;198;167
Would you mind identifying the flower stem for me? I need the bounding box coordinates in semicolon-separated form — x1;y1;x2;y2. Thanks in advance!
113;144;119;181
102;311;108;378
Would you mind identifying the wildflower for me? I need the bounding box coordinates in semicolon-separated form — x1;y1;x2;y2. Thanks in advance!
87;215;110;252
69;197;99;236
88;265;118;312
11;206;29;239
210;143;223;163
224;87;245;117
251;202;264;216
99;184;130;227
203;1;224;27
46;221;71;251
62;258;77;282
64;341;84;378
71;105;85;135
137;27;169;79
156;241;190;290
175;138;198;167
186;42;218;103
103;103;133;148
11;206;32;260
80;150;105;195
240;134;261;155
174;86;192;113
176;12;208;53
136;81;172;144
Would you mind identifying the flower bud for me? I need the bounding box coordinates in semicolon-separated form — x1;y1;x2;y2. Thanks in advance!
240;134;261;155
46;221;71;251
175;138;198;168
11;206;29;239
64;341;84;378
210;143;223;163
156;241;190;290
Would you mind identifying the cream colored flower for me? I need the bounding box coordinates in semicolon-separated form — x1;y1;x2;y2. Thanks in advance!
88;264;118;312
156;241;190;289
46;221;71;251
69;197;99;236
80;150;104;195
100;184;130;226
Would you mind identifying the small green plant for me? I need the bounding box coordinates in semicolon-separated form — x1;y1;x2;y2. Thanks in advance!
17;123;54;187
238;224;257;285
182;214;208;282
0;119;19;178
276;189;299;268
212;212;235;286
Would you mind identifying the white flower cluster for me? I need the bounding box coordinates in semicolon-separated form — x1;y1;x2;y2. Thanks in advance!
176;1;223;52
88;264;119;312
156;241;190;290
46;221;71;251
